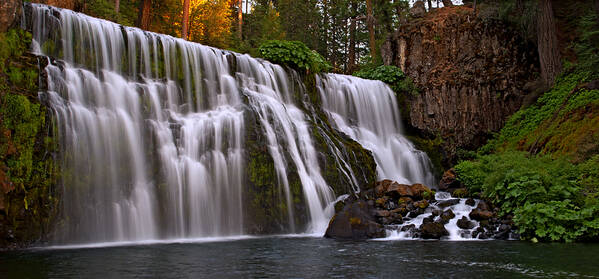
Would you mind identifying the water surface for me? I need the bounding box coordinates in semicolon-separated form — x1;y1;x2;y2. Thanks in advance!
2;237;598;278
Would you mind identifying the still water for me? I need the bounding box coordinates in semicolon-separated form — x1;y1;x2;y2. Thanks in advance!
1;237;598;278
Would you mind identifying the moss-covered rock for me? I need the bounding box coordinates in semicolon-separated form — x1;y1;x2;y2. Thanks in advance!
0;28;59;249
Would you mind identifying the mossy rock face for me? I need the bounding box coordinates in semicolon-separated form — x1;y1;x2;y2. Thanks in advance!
0;29;59;249
242;107;310;234
241;72;379;234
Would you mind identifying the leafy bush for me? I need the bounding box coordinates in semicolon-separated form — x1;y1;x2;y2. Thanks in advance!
454;152;599;242
353;65;418;96
258;40;331;73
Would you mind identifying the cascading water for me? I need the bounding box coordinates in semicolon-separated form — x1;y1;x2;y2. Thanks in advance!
28;3;337;244
317;74;435;186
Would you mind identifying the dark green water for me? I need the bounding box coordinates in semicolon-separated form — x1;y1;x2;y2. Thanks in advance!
1;237;598;278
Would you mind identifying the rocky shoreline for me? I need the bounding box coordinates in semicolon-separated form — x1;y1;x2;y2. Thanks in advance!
325;179;519;240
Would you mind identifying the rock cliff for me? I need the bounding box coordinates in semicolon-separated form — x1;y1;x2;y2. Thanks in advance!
382;6;539;165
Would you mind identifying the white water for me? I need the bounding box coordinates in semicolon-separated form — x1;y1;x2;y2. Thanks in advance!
29;3;338;244
317;74;435;186
379;192;481;240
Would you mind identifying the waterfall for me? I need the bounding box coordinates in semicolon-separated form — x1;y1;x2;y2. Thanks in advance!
26;3;434;245
28;3;337;244
317;74;435;186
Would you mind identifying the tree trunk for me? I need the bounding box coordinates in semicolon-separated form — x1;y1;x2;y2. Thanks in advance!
442;0;453;7
594;0;599;24
537;0;562;87
366;0;376;59
427;0;433;11
181;0;190;39
473;0;476;13
238;0;243;40
115;0;120;14
348;2;357;73
137;0;151;30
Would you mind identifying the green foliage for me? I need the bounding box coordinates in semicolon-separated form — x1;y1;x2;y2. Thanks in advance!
483;70;598;153
258;40;331;73
454;152;599;242
353;65;418;96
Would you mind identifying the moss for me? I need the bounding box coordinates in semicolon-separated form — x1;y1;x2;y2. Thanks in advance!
0;29;59;248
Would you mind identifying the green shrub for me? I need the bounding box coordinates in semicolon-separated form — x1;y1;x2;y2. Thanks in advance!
353;65;418;96
454;151;599;242
258;40;331;73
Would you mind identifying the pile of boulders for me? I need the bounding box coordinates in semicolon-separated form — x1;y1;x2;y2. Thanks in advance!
325;178;519;240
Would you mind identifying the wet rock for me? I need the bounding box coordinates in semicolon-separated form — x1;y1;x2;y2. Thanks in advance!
423;215;435;224
469;208;494;221
401;224;417;234
375;197;388;208
432;209;442;217
457;216;475;229
469;201;494;221
386;183;413;198
411;184;433;200
413;199;429;209
419;222;449;239
325;200;386;240
465;198;476;206
440;209;455;224
375;210;391;218
398;197;413;205
439;168;460;190
450;188;469;198
374;179;394;197
437;199;460;208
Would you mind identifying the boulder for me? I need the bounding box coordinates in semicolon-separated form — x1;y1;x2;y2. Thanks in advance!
374;179;394;197
375;210;390;218
325;200;386;240
386;183;413;198
469;201;494;221
413;199;429;209
465;198;476;206
469;209;493;221
457;216;475;229
437;199;460;208
438;168;460;190
410;184;433;200
440;209;455;224
419;222;449;239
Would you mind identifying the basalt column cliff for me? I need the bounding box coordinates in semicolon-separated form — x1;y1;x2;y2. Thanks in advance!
382;6;539;165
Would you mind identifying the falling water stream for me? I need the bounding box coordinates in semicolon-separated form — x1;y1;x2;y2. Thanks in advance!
26;3;435;244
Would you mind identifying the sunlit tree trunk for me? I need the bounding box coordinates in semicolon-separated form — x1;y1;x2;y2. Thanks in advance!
137;0;151;30
537;0;562;87
181;0;190;39
238;0;243;40
366;0;376;59
115;0;119;14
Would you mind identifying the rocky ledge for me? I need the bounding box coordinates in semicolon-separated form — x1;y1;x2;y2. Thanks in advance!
325;179;519;240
